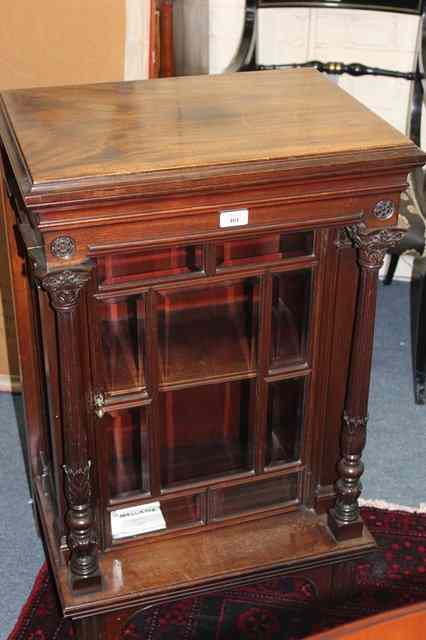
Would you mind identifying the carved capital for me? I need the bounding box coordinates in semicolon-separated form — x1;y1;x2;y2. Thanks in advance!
42;269;91;311
346;223;405;270
50;235;76;260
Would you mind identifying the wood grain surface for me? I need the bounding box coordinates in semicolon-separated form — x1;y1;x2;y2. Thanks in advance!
34;479;375;617
0;69;413;189
2;68;425;636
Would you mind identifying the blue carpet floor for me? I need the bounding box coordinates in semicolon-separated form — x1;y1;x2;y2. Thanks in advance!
0;281;425;638
0;393;45;638
364;281;426;507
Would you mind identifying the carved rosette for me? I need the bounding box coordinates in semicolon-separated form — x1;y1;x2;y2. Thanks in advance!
42;269;91;311
50;235;76;260
372;200;395;221
63;462;99;578
346;223;405;270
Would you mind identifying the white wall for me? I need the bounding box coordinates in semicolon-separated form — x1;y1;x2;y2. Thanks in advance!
125;0;151;80
209;2;421;144
210;1;421;280
210;0;246;73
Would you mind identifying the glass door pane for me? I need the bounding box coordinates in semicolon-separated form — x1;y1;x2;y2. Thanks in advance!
270;270;312;370
104;407;150;500
158;278;259;385
216;231;314;269
211;473;299;520
97;245;203;286
159;380;254;487
97;295;146;395
266;378;306;467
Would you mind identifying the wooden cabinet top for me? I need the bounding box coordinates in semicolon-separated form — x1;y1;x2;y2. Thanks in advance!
0;69;423;206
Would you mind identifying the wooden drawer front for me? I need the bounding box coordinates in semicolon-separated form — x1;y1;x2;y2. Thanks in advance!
209;472;300;521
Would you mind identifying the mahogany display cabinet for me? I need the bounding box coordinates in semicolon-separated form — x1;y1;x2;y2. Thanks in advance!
1;70;424;639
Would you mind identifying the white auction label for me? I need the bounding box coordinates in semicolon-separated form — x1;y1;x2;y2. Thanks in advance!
111;502;166;539
219;209;249;228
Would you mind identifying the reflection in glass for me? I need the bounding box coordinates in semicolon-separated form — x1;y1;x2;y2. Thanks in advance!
279;231;313;258
162;494;203;529
266;378;305;467
106;407;149;500
98;296;146;394
97;245;203;286
211;473;299;520
271;270;311;369
217;231;313;268
158;279;259;384
159;381;253;487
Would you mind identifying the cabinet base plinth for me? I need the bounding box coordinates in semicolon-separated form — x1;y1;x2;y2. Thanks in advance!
328;509;364;541
70;569;103;594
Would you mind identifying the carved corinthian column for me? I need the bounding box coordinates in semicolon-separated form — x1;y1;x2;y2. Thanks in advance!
42;268;102;591
328;223;404;541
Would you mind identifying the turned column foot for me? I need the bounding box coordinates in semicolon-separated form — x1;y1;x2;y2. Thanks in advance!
328;510;364;541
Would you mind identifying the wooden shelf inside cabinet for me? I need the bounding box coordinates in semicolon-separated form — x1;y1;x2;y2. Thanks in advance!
1;69;424;639
157;285;259;385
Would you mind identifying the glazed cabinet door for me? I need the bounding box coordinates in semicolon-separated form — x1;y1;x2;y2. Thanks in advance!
88;229;321;548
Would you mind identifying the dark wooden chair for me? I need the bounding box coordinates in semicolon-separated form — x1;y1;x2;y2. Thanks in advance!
227;0;426;403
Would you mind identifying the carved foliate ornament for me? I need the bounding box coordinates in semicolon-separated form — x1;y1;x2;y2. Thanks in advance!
42;269;91;311
333;411;369;523
346;223;405;270
63;461;98;578
343;413;368;435
341;412;368;457
64;461;92;507
335;227;356;249
50;236;76;259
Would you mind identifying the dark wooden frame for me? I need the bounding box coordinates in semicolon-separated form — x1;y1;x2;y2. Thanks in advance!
0;71;424;638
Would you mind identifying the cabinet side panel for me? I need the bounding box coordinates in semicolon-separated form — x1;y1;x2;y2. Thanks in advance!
37;287;66;534
0;153;50;480
0;190;19;386
316;242;359;512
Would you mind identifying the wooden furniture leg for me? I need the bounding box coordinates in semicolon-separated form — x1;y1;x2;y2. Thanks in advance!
328;223;404;540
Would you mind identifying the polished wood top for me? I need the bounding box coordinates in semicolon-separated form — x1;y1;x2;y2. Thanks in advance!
0;69;420;205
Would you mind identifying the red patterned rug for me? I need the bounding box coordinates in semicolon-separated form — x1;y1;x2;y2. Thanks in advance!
8;507;426;639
